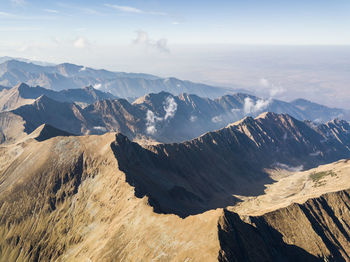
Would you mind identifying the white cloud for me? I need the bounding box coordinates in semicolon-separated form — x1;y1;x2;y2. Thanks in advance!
146;110;162;135
105;4;166;16
105;4;142;13
259;77;285;97
274;162;304;172
255;99;271;111
145;96;177;135
164;96;177;120
93;83;102;89
243;97;271;114
73;37;88;48
134;31;170;53
93;126;107;132
44;9;59;14
212;115;223;123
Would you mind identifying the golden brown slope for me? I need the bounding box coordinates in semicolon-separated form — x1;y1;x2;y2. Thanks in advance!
0;131;350;261
0;133;221;262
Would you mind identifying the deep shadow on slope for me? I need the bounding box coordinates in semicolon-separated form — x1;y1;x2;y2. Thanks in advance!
218;210;320;262
33;124;74;142
218;189;350;261
110;113;350;218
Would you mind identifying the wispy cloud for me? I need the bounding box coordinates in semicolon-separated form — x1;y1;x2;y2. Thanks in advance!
259;78;285;97
134;31;169;53
145;96;178;135
56;2;103;16
73;37;89;48
43;9;59;14
104;4;167;16
0;11;17;18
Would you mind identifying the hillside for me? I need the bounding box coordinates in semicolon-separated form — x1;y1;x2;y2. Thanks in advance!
0;118;349;261
111;112;350;217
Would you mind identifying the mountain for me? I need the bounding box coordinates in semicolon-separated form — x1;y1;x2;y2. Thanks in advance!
29;124;74;142
12;95;85;135
111;112;350;217
0;56;55;66
0;60;236;98
0;114;349;261
1;90;348;144
291;98;350;122
0;83;116;112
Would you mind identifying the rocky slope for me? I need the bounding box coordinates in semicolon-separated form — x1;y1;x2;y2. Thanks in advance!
1;90;348;144
12;95;86;135
0;83;115;112
292;98;350;122
0;122;349;261
219;188;350;261
111;112;350;217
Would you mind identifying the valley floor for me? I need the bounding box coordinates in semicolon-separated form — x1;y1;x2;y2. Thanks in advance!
231;159;350;216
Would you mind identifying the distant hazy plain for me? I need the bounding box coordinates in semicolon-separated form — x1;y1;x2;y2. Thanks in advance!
6;45;349;109
134;45;350;110
59;45;349;109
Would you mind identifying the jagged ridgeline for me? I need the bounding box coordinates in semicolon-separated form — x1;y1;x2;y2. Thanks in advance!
1;59;350;262
0;83;349;144
0;112;349;261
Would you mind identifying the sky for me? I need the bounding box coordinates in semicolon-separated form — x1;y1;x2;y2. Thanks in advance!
1;0;350;47
0;0;350;108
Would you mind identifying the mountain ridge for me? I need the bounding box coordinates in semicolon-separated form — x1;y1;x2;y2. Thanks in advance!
1;88;349;144
0;59;236;98
0;83;116;112
0;122;349;261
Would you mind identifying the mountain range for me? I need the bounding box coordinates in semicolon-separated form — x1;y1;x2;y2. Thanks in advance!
0;83;348;144
1;57;350;261
0;59;237;98
0;111;349;261
0;83;116;112
113;112;350;216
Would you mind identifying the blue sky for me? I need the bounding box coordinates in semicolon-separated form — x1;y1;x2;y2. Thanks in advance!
1;0;350;109
1;0;350;47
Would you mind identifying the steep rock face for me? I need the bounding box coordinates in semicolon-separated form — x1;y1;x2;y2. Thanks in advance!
3;89;349;143
12;95;86;134
314;119;350;147
83;98;145;137
30;124;74;142
111;113;350;217
219;189;350;261
292;98;349;122
0;83;115;112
